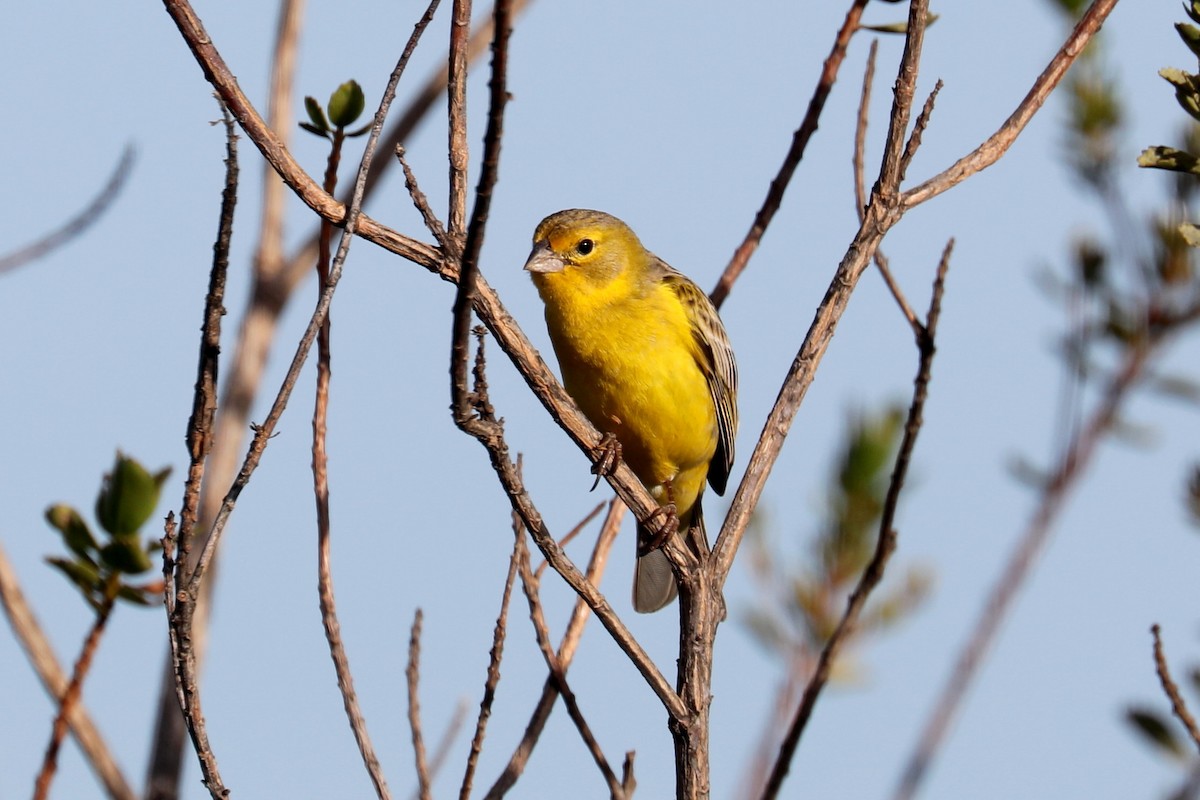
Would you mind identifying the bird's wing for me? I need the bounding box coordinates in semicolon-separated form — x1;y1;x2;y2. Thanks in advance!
657;257;738;495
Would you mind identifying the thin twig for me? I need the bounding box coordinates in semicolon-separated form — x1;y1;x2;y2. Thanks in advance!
0;146;135;274
397;144;449;249
515;535;625;799
1151;625;1200;757
165;100;239;800
407;610;432;800
902;0;1120;207
315;8;447;798
712;0;931;591
760;236;952;799
711;0;870;309
853;39;922;337
146;6;303;796
0;542;135;800
486;498;625;799
459;508;523;800
32;585;118;800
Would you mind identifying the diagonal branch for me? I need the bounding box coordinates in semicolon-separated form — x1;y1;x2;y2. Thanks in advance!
711;0;870;309
901;0;1119;208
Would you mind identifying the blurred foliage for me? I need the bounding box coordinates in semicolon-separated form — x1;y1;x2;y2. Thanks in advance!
743;407;930;681
1044;0;1200;788
44;452;169;613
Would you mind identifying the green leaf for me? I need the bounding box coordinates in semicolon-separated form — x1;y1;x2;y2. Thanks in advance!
327;80;365;128
46;556;101;597
1125;707;1187;759
303;96;329;132
94;454;170;538
45;504;98;561
99;539;154;575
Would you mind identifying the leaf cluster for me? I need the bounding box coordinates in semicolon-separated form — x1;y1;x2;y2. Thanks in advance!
300;80;371;139
44;452;170;613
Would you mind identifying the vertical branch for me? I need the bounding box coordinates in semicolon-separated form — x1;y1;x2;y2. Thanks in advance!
459;511;523;800
407;610;432;800
164;100;239;800
146;6;302;796
447;0;471;246
451;0;512;426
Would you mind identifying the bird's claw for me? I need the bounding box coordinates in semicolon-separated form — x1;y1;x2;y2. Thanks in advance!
589;433;622;491
637;503;678;556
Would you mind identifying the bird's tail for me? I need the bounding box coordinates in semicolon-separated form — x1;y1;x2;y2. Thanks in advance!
632;500;707;613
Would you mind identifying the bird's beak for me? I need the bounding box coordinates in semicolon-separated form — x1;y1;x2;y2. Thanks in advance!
523;241;566;274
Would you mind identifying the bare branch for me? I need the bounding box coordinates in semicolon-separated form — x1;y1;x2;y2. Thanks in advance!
33;586;118;800
447;0;471;245
710;0;873;309
459;507;523;800
408;610;432;800
711;0;870;309
902;0;1120;208
164;100;239;800
1151;625;1200;757
0;145;135;275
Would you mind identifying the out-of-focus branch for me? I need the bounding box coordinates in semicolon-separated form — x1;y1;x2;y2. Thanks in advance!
891;335;1154;800
0;542;135;800
407;610;432;800
0;146;135;275
146;5;303;796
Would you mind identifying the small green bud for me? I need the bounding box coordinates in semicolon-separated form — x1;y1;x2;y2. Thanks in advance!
327;80;365;128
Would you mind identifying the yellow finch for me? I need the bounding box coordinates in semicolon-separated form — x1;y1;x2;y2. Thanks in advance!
525;209;737;612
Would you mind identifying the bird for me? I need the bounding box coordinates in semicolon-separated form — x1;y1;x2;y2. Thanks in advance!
524;209;737;612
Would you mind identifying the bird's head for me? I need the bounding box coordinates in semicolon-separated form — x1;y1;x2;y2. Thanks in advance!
524;209;644;290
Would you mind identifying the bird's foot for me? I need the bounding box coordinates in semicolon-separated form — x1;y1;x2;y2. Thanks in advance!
589;433;622;491
637;504;678;556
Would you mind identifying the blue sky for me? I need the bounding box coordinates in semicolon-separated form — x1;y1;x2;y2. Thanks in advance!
2;1;1198;798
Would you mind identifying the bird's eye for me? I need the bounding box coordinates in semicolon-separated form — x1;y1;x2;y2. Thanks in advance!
576;239;594;256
